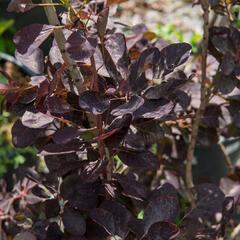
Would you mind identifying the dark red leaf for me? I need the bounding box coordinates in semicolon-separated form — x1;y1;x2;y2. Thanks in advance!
118;149;160;169
62;207;86;236
66;30;97;62
14;24;54;55
221;197;234;236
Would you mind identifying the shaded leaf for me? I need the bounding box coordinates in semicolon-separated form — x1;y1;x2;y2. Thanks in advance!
118;149;160;169
61;175;98;210
79;91;110;115
53;127;89;144
114;173;147;200
219;73;237;94
22;111;54;128
66;30;97;62
14;24;54;55
45;199;60;219
89;208;115;235
46;223;62;240
221;51;235;76
62;207;86;236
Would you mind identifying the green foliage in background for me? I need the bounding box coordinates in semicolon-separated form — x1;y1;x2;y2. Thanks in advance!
155;23;202;53
0;111;38;177
0;18;16;55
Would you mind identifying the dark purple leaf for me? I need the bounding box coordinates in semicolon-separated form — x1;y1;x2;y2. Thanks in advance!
118;149;160;169
211;35;234;56
111;96;144;116
143;222;179;240
145;71;188;100
133;99;174;119
160;43;192;76
202;104;221;128
66;30;97;61
38;139;83;156
221;51;235;76
62;207;86;236
102;46;123;85
128;48;161;88
13;232;37;240
230;26;240;50
143;196;179;232
79;158;108;183
60;175;98;210
191;183;225;220
53;127;89;144
218;73;237;94
15;48;44;75
97;8;109;40
221;197;234;236
14;24;54;55
114;173;148;200
46;96;75;114
7;0;34;13
130;72;148;93
45;199;60;219
12;119;41;148
105;33;130;79
101;200;133;238
89;208;115;235
79;91;110;115
149;183;178;201
197;126;219;146
22;111;54;128
135;120;164;147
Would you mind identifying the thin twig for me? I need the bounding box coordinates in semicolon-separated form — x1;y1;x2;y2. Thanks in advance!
42;0;84;94
218;141;233;174
185;0;210;203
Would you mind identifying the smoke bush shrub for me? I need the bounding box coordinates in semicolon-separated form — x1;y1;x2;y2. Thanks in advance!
0;0;240;239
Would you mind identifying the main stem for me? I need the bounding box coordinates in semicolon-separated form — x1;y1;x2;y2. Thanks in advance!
42;0;84;94
185;1;209;190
